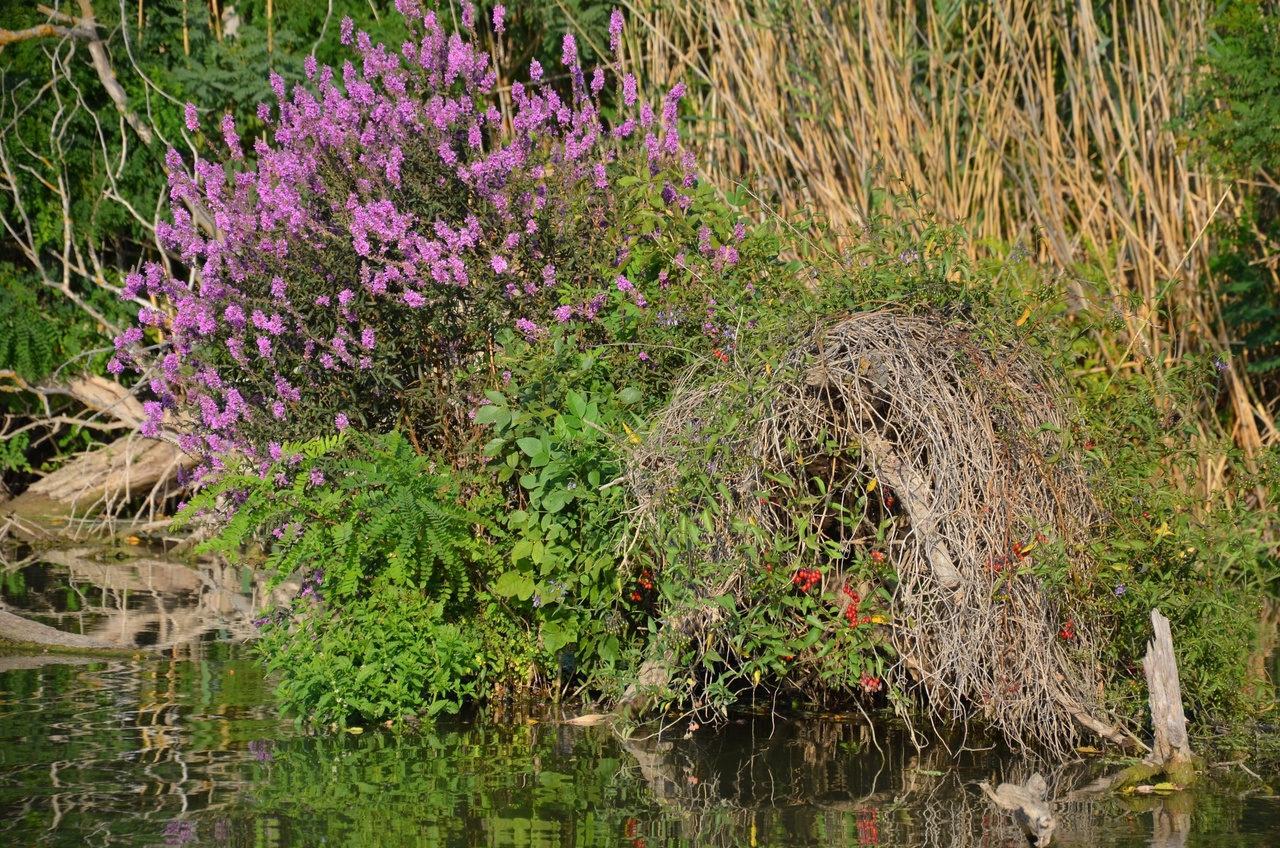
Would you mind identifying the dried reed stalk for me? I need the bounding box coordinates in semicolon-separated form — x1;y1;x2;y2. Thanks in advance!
624;0;1275;494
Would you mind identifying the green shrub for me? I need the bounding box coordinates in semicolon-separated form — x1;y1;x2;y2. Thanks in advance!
184;432;496;724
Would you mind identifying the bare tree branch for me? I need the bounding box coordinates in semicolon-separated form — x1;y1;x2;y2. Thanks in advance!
0;2;154;144
0;23;90;46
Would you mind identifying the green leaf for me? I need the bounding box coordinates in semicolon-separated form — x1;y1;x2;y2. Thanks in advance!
493;570;535;601
511;539;534;563
618;387;643;405
542;620;576;652
517;437;544;457
474;405;508;427
566;390;588;418
542;488;571;513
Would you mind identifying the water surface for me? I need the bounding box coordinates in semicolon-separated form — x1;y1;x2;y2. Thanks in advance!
1;552;1278;847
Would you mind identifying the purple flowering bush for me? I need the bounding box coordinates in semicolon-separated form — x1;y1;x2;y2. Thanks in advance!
113;1;732;485
135;1;800;724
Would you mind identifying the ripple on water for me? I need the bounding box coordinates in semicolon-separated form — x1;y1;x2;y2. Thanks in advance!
2;653;1279;847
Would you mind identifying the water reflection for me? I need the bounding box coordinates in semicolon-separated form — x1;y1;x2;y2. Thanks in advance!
1;547;293;649
1;550;1276;846
1;650;1277;847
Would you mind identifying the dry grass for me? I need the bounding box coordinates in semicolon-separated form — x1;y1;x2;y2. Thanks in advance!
621;0;1277;493
627;312;1132;757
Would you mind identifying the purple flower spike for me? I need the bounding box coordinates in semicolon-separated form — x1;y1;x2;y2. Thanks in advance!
609;9;625;54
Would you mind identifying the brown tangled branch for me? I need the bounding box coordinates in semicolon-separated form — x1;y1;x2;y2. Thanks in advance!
627;311;1139;757
0;2;152;144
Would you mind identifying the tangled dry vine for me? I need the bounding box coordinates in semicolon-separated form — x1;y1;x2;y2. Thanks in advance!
628;311;1136;756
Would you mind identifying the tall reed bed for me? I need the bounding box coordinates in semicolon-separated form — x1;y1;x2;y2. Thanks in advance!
620;0;1274;496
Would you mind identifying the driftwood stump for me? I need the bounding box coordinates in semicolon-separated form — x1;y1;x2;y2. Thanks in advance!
1143;608;1197;784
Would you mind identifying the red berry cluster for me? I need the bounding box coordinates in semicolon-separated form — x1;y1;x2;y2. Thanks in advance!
1059;617;1076;640
712;348;729;362
792;567;821;592
859;672;883;694
842;585;871;627
627;568;656;603
869;550;886;564
986;554;1011;573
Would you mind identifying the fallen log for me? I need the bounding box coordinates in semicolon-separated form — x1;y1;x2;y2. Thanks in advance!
2;375;193;539
24;435;190;505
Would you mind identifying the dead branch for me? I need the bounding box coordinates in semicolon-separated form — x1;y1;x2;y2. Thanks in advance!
0;22;92;46
979;773;1056;847
1;3;152;143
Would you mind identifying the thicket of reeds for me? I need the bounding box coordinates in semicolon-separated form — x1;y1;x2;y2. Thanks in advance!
619;0;1275;499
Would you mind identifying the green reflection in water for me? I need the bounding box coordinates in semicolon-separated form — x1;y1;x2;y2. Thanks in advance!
1;650;1278;847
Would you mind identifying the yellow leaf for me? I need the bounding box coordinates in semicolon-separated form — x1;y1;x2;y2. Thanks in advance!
747;515;756;525
124;536;141;546
621;422;641;445
765;362;772;377
752;669;761;686
1154;521;1172;539
866;478;877;493
1152;782;1180;792
345;726;364;735
1016;306;1032;327
870;614;888;625
1075;745;1102;755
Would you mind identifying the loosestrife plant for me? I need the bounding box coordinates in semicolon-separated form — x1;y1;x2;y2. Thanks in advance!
113;1;743;486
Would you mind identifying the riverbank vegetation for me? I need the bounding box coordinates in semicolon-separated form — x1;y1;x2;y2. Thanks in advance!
1;1;1277;758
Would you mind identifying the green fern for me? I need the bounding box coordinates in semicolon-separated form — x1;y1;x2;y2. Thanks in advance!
182;430;482;613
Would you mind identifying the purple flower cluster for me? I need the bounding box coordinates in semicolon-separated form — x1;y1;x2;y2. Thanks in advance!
111;3;743;486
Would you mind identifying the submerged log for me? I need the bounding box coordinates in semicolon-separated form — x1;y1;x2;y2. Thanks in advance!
0;607;121;650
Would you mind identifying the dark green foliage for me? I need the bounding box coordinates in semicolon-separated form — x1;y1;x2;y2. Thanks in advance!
1213;214;1280;375
183;432;494;723
1182;0;1280;177
0;269;61;386
1179;1;1280;378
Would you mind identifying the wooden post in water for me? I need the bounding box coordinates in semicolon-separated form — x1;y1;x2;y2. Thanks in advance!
1143;608;1197;785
